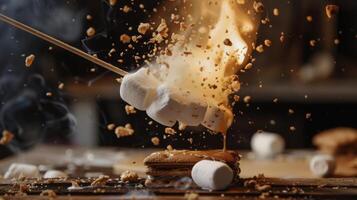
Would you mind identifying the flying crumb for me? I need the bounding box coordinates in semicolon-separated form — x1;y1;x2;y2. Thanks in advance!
166;144;173;151
243;96;252;103
288;109;295;114
256;45;264;53
109;0;117;6
273;98;278;103
86;27;96;37
334;38;340;45
0;130;14;145
107;123;116;131
325;5;339;19
120;34;131;44
120;170;138;182
253;1;264;13
122;5;131;13
91;175;109;186
264;39;272;47
178;122;187;131
185;192;199;200
125;105;137;115
289;126;296;131
280;32;285;43
306;16;313;22
151;137;160;146
309;40;317;47
138;23;150;35
46;92;52;97
165;127;176;135
244;63;253;70
305;113;311;119
58;83;64;90
25;54;35;67
86;14;93;20
233;95;240;102
273;8;279;16
114;124;134;138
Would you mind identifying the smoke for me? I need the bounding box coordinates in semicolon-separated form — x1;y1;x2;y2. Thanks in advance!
0;74;76;153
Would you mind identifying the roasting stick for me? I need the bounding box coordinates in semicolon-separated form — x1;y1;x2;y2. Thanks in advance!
0;13;128;77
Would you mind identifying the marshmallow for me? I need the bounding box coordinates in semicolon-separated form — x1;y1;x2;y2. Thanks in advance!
120;67;160;111
146;85;207;127
191;160;233;190
310;154;336;177
4;163;40;179
201;102;233;133
251;132;285;158
43;170;68;178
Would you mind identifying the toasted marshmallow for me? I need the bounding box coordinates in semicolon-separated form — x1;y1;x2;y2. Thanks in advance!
4;163;40;179
43;170;68;178
201;102;233;133
310;154;336;177
251;132;285;158
147;85;207;127
191;160;233;190
120;67;160;111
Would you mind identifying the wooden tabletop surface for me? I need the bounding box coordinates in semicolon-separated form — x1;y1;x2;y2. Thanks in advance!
0;145;356;199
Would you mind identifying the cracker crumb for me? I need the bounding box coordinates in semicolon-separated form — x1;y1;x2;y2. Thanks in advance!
40;189;56;199
120;170;138;182
164;127;176;135
46;92;52;97
151;137;160;146
58;83;64;90
264;39;272;47
273;8;279;16
114;124;134;138
120;34;131;44
305;113;311;119
86;27;96;37
178;122;187;131
309;40;317;47
334;38;340;45
243;96;251;103
253;1;264;13
223;38;232;46
86;14;93;20
122;5;131;13
289;126;296;131
256;45;264;53
166;144;173;151
244;63;253;70
325;5;339;19
138;23;150;35
107;123;116;131
91;175;109;186
185;192;199;200
306;16;313;22
0;130;14;145
109;0;117;6
125;105;136;115
25;54;35;67
288;109;295;114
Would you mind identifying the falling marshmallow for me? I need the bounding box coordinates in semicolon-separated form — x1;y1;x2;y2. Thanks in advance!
310;154;336;177
251;132;285;158
201;102;233;133
4;163;40;179
120;67;160;111
191;160;233;190
146;85;207;127
43;170;68;178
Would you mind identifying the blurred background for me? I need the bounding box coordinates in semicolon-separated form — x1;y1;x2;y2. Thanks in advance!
0;0;356;159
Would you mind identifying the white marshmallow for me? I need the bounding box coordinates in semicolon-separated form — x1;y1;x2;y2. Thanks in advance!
43;170;68;178
4;163;40;179
120;67;160;111
146;85;207;127
310;154;336;177
201;102;233;133
251;132;285;158
191;160;233;190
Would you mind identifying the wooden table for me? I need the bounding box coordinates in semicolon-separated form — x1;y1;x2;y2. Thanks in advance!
0;145;356;199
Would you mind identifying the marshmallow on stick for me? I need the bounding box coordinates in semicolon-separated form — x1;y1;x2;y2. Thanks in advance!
4;163;40;179
147;84;207;127
120;67;160;111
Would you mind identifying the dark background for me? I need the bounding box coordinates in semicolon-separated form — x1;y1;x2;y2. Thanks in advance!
0;0;356;158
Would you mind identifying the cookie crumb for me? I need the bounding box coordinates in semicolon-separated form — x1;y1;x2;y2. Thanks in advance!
25;54;35;67
91;175;109;186
125;105;137;115
0;130;14;145
120;34;131;44
120;170;138;182
151;137;160;146
114;124;134;138
325;5;339;19
138;23;150;35
86;27;96;37
165;127;176;135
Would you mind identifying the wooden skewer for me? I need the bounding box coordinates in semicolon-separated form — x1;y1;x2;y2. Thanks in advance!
0;13;128;77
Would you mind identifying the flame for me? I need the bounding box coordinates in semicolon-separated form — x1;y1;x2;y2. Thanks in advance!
148;0;258;132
